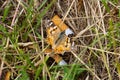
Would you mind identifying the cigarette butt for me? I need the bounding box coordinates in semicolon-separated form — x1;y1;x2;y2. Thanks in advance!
5;71;10;80
44;49;67;65
52;54;62;63
58;59;67;66
65;28;74;36
52;54;67;65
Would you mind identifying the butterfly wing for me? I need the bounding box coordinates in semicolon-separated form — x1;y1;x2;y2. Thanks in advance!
54;34;71;54
46;25;61;47
46;15;74;54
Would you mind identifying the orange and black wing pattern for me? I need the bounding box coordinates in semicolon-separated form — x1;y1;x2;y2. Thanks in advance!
45;15;74;65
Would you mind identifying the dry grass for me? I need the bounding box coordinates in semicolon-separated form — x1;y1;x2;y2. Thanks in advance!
0;0;120;80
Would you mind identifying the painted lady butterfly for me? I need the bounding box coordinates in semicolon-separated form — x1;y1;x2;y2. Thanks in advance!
45;15;74;54
45;15;74;65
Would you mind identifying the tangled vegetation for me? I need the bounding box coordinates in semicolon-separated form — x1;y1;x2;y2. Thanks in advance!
0;0;120;80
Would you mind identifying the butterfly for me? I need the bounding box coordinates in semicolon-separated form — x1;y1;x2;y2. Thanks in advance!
45;15;74;54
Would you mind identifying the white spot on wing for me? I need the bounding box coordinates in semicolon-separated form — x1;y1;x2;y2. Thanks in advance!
46;20;53;27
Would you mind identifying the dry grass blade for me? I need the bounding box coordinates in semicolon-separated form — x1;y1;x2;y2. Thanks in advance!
71;51;101;80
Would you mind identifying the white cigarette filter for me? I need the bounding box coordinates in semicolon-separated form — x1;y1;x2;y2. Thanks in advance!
58;60;67;66
65;28;74;36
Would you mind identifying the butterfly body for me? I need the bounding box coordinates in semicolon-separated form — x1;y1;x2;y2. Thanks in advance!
46;27;72;54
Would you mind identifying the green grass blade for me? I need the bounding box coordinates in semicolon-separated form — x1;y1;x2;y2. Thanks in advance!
101;0;110;12
37;0;48;11
36;0;56;27
2;5;10;22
